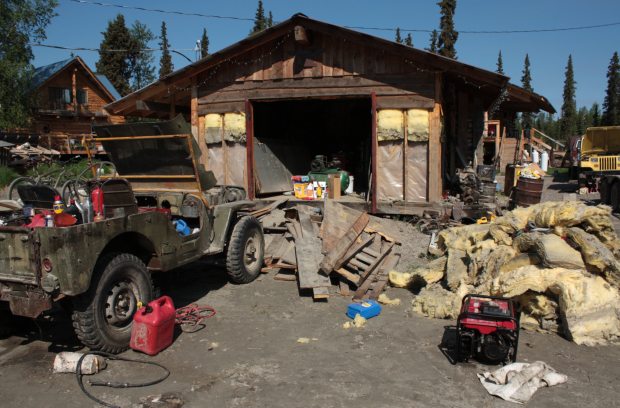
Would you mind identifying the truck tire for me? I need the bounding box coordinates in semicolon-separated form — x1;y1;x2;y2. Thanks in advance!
71;253;153;353
226;216;264;284
611;182;620;212
599;178;611;205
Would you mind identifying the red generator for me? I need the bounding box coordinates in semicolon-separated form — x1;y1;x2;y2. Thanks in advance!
455;295;520;365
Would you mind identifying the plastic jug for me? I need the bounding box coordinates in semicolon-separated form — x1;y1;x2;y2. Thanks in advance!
346;300;382;320
130;296;176;355
174;219;191;236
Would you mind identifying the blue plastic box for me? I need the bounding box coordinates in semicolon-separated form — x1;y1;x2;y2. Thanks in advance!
347;300;382;320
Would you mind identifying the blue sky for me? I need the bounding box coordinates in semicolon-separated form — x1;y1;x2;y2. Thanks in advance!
34;0;620;113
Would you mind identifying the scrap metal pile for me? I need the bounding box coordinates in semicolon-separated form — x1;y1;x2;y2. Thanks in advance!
390;201;620;346
261;200;401;301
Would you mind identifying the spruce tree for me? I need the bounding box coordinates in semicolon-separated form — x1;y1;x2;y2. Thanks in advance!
251;1;267;34
96;14;136;96
426;30;439;53
591;102;601;127
560;55;578;138
405;33;413;47
0;0;57;128
267;11;274;28
496;50;504;75
395;28;403;44
129;21;155;91
437;0;458;59
200;28;209;58
520;54;534;129
602;51;620;126
159;21;173;78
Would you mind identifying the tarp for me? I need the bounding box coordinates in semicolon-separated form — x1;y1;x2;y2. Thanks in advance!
406;142;427;201
377;140;403;201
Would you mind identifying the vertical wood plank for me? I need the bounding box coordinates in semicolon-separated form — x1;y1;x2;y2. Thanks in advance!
333;38;344;77
245;99;255;199
190;77;198;142
403;109;408;201
371;92;378;213
428;73;443;202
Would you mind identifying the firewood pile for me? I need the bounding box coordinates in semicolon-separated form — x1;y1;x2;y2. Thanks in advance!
260;200;401;301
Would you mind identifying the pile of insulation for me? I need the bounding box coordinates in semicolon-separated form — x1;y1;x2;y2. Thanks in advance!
389;201;620;346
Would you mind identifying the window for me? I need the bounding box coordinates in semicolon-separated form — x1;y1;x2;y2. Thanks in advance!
48;87;72;109
77;89;88;105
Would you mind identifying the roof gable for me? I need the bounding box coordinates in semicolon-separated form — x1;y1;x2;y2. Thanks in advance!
32;56;121;101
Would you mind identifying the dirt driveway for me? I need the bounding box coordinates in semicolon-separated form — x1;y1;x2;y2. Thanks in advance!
1;178;619;407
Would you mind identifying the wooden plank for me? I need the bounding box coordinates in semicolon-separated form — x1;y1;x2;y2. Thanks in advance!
312;287;330;300
367;252;401;300
334;268;361;285
348;258;368;271
355;252;376;265
339;279;350;296
361;247;381;258
428;72;443;203
295;207;331;289
318;211;369;275
337;233;374;268
353;243;394;300
274;272;298;282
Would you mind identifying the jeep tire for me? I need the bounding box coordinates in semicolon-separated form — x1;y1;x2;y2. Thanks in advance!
226;216;264;284
72;253;153;353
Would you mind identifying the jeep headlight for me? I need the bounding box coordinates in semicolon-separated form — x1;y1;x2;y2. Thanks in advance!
590;157;598;163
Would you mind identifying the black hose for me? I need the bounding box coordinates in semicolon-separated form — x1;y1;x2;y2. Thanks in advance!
76;351;170;408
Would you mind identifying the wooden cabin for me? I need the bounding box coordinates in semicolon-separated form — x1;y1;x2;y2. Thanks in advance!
105;14;553;214
29;56;124;155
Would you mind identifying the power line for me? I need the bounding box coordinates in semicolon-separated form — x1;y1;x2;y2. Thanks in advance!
31;43;194;53
67;0;620;35
67;0;254;22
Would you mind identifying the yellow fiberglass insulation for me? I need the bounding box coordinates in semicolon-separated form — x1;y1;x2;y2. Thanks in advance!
388;256;446;288
396;201;620;345
491;266;620;346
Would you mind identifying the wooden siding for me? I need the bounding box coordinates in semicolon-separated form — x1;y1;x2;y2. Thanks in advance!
197;31;435;109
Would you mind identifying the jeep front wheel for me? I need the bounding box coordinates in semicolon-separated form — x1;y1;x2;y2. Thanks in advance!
226;216;264;284
71;253;153;353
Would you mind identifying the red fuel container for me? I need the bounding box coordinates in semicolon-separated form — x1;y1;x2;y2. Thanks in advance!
130;296;176;355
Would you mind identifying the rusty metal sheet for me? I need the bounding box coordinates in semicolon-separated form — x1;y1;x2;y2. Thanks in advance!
253;137;293;195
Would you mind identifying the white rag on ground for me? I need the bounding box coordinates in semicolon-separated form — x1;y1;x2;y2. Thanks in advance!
477;361;568;404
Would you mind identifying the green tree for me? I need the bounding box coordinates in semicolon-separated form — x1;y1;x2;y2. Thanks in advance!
159;21;173;78
496;50;504;75
521;54;534;129
200;28;209;58
404;33;413;47
267;11;274;28
576;106;590;135
426;30;439;53
437;0;458;59
602;51;620;126
96;14;137;97
560;55;578;138
129;21;155;91
251;1;267;34
0;0;57;129
591;102;601;127
395;28;403;44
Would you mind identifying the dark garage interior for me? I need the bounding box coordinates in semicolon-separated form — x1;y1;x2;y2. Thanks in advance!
252;98;372;197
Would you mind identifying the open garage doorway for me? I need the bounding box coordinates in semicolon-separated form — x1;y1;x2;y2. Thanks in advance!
251;98;372;198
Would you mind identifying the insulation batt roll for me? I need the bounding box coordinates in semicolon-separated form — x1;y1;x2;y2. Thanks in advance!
53;352;107;375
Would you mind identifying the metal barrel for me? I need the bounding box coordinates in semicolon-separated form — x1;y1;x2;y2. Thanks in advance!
513;177;544;207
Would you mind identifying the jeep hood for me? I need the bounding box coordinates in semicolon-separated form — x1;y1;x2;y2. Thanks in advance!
93;115;216;192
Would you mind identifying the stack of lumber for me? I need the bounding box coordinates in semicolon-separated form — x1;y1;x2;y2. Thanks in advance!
261;200;401;301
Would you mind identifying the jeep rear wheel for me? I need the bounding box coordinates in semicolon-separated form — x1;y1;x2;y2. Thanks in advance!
72;253;153;353
226;216;264;284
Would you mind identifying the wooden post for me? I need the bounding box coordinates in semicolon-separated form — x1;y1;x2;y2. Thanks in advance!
190;78;198;142
403;109;408;201
370;92;378;213
428;73;443;202
222;115;228;184
72;68;77;114
245;99;255;199
170;92;176;118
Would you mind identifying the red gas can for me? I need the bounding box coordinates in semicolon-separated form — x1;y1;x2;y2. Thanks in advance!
130;296;176;355
91;187;104;217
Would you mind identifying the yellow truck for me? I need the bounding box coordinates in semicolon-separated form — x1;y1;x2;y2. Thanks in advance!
584;126;620;210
